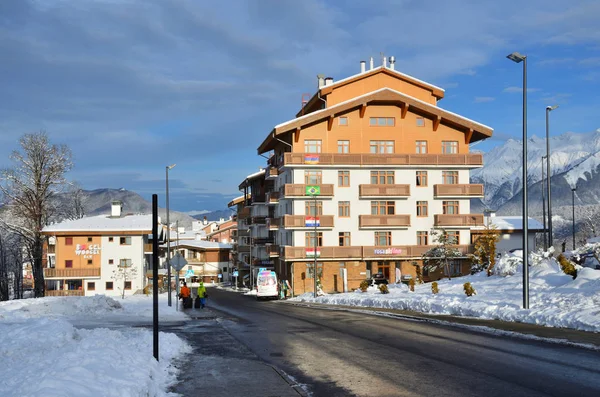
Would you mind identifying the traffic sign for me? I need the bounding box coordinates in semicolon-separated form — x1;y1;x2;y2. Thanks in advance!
170;253;188;271
232;271;239;277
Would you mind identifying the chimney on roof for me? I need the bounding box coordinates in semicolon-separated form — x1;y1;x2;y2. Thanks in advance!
324;77;334;86
317;74;325;88
382;55;387;68
389;56;396;70
369;56;374;70
111;200;122;217
360;60;366;73
203;216;208;225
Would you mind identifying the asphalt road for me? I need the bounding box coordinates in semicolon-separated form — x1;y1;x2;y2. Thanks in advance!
205;287;600;397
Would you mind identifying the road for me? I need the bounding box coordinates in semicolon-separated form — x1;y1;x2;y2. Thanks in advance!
182;287;600;397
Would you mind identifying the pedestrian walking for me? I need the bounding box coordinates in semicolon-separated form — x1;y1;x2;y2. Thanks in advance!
197;281;208;309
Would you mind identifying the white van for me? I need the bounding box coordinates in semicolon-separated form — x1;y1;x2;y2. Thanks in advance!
256;270;278;300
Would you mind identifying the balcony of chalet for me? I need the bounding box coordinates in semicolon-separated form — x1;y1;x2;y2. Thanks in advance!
266;191;280;205
45;290;85;297
280;184;334;198
359;184;410;198
238;207;251;219
434;214;484;227
433;184;484;198
44;268;101;278
279;215;335;229
279;245;474;260
267;245;280;257
266;166;279;179
283;153;483;167
359;214;411;228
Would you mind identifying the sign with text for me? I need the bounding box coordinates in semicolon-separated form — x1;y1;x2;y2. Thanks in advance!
75;244;100;260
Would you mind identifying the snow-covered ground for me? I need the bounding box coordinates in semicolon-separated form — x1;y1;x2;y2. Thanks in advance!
290;253;600;333
0;294;191;397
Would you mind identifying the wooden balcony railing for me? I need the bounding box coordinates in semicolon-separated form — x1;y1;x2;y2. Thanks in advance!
44;268;101;278
281;184;334;197
281;215;335;228
283;153;483;167
266;191;280;204
144;243;153;253
267;217;281;229
238;207;251;219
434;214;484;227
434;184;484;197
45;290;85;297
359;215;411;228
266;167;279;179
282;246;363;259
249;216;267;225
359;184;410;197
280;245;474;260
267;245;280;257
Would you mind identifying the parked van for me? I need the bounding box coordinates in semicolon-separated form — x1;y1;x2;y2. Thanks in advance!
256;270;278;300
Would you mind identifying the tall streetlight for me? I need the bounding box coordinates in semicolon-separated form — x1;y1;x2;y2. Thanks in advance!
507;51;529;309
572;187;577;250
166;163;176;307
546;105;559;247
541;156;547;250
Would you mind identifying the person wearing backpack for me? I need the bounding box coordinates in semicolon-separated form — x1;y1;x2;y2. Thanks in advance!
179;282;192;309
197;281;207;309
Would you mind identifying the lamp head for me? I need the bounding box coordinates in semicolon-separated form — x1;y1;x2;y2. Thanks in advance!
167;164;176;170
506;52;526;63
546;105;559;111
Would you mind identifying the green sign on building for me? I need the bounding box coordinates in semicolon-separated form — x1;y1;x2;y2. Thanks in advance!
305;185;321;196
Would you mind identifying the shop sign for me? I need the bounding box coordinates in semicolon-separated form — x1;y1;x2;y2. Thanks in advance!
75;244;101;259
373;247;402;255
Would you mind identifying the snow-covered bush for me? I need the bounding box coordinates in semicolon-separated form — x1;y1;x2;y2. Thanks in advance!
359;280;369;292
530;247;555;267
379;284;389;294
493;253;522;276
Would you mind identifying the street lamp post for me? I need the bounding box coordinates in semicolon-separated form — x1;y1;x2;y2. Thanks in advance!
313;194;318;299
546;105;559;247
541;156;547;250
572;187;577;250
507;51;529;309
166;163;176;307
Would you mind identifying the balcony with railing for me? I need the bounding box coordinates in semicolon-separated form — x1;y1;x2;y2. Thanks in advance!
144;243;153;253
434;184;484;198
434;214;484;227
283;152;483;167
44;268;101;278
279;245;474;260
280;215;335;229
266;166;279;179
249;216;267;225
282;246;363;259
359;214;411;228
281;184;334;197
238;207;251;219
266;191;280;205
359;184;410;198
267;245;280;257
45;290;85;297
253;237;274;245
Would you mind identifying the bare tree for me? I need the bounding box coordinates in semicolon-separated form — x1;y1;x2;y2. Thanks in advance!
0;132;72;298
111;259;138;299
57;182;87;221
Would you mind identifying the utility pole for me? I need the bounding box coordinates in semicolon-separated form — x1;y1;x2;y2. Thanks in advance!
541;156;547;250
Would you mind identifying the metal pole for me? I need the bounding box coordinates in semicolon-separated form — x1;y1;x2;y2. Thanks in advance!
152;194;159;361
572;188;576;250
313;194;318;298
546;108;554;247
541;156;547;250
249;235;253;289
522;57;529;309
166;166;172;307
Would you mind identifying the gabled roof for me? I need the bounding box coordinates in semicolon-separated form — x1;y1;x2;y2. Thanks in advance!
297;66;445;117
42;214;152;234
258;87;493;154
171;240;231;250
238;169;265;190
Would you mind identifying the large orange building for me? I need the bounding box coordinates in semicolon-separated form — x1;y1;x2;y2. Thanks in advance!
236;58;493;295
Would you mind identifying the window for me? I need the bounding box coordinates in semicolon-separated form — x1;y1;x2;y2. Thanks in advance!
442;141;458;154
187;250;196;260
417;231;428;245
108;237;114;242
444;260;462;277
370;140;395;153
119;259;132;267
370;171;394;185
337;140;350;153
65;237;73;246
416;201;428;217
65;260;73;268
369;117;395;126
108;259;114;265
120;236;131;245
416;117;425;127
442;171;459;184
305;232;323;247
304;171;322;185
443;201;459;214
445;231;460;245
371;201;395;215
416;171;428;186
338;171;350;187
88;282;95;291
374;231;391;246
87;259;93;265
124;281;132;290
305;201;323;216
304;140;322;153
87;237;93;242
106;282;114;291
338;201;350;217
338;117;348;126
339;232;351;247
416;141;428;154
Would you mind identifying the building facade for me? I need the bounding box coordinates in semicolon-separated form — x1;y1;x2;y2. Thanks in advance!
238;59;494;295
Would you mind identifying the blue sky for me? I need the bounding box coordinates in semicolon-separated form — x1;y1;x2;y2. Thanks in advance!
1;0;599;213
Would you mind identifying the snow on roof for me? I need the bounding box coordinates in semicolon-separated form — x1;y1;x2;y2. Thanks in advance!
246;169;265;180
485;216;544;231
171;240;231;249
42;214;152;233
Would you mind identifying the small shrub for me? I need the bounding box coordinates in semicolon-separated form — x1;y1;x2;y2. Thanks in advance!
379;284;389;294
557;254;577;279
359;279;370;292
463;282;476;297
431;281;439;294
409;278;415;292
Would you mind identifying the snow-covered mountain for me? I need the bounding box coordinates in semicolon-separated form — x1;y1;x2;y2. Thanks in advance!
471;129;600;212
